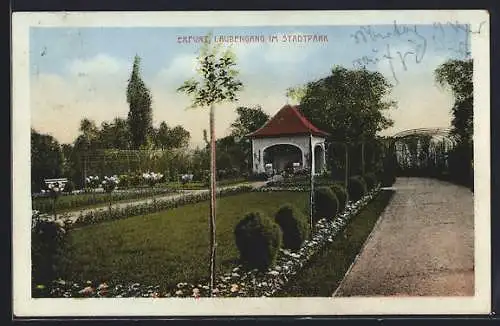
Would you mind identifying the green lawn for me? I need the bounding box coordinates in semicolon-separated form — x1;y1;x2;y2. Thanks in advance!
274;190;394;297
60;191;309;289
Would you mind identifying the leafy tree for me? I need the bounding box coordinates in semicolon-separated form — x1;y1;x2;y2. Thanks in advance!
221;106;270;173
215;135;248;174
298;66;395;177
60;143;73;170
127;55;153;149
167;125;191;148
31;129;64;192
154;121;170;150
98;118;131;149
230;106;270;139
434;59;473;144
285;85;307;103
154;122;191;150
434;59;473;188
299;66;395;142
60;143;83;188
177;37;243;295
211;106;270;175
78;118;99;150
191;147;210;182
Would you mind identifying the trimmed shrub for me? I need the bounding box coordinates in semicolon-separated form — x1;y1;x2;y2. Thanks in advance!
330;184;348;212
248;172;269;181
363;172;378;190
274;204;309;251
118;174;130;189
129;173;143;187
31;213;69;287
381;169;396;187
313;186;339;224
235;211;282;271
201;170;210;186
380;154;397;186
63;180;75;193
348;175;368;202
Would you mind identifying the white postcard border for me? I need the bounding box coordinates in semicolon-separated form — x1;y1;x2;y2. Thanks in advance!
12;10;491;316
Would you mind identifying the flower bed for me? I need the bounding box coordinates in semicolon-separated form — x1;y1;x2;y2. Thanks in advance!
69;185;254;228
257;186;308;192
35;185;381;298
32;187;180;213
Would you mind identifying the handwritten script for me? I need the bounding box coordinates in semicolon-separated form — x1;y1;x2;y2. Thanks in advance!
350;20;485;85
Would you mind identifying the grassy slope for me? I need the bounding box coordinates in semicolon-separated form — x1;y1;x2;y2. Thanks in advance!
60;191;309;289
275;190;395;297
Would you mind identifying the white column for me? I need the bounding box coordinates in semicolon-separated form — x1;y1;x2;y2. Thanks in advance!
322;143;327;171
251;139;257;173
258;148;265;173
311;144;316;175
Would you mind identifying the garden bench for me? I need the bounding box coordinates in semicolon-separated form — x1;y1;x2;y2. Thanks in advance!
44;178;68;187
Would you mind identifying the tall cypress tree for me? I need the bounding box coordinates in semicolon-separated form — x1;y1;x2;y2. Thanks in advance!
126;55;153;149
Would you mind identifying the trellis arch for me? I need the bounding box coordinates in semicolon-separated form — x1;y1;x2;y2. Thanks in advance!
390;127;457;176
80;148;188;183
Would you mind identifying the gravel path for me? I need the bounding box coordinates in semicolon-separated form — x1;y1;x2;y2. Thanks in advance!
63;181;267;223
334;177;474;297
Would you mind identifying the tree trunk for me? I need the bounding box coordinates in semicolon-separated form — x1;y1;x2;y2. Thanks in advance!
209;104;217;296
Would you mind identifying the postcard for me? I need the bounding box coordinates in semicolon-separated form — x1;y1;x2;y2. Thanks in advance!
12;10;490;316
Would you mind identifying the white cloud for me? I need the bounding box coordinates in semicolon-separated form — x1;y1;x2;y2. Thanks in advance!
155;54;198;89
31;72;129;143
31;54;132;143
67;53;128;77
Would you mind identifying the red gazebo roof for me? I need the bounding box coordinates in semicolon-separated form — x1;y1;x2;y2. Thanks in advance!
247;104;329;138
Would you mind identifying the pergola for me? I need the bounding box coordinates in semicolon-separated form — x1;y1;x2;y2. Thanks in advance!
247;104;329;175
390;127;456;170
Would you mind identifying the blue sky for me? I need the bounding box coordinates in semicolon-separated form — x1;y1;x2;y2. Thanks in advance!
30;24;470;147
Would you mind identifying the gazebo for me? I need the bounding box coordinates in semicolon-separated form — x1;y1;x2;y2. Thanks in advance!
247;104;329;175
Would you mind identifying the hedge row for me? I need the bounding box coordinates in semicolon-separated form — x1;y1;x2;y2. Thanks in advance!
313;173;381;227
347;173;381;202
71;185;254;228
32;187;179;214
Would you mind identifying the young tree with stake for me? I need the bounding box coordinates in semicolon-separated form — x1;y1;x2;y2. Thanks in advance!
177;37;243;296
